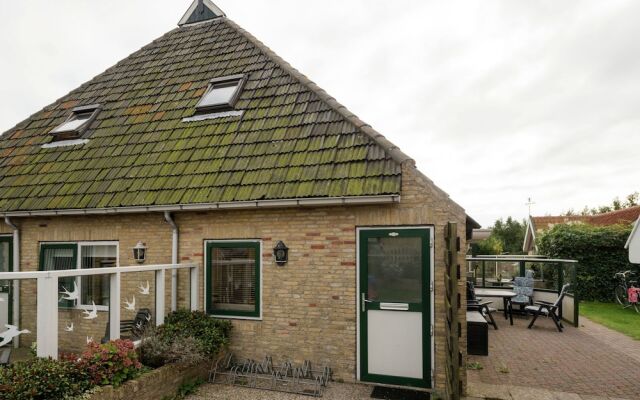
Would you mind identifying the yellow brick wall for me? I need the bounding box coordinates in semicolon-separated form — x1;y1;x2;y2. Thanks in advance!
7;164;467;391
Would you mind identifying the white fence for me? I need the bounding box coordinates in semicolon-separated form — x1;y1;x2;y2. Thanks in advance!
0;263;198;359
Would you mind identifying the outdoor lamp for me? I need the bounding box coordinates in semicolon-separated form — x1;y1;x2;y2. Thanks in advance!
273;241;289;266
133;241;147;264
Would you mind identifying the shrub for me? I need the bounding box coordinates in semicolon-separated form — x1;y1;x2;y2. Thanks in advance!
78;339;143;387
139;329;206;368
538;223;637;301
158;310;232;357
0;357;92;400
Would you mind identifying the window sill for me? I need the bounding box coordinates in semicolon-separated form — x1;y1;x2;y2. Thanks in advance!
182;110;243;122
41;139;89;148
208;313;262;321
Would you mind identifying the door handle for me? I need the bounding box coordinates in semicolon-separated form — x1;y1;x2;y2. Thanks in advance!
361;293;372;312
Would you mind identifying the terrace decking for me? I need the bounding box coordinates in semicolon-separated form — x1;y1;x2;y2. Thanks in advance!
467;315;639;399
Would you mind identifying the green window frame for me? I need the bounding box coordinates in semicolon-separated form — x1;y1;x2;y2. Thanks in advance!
39;243;78;308
206;241;261;319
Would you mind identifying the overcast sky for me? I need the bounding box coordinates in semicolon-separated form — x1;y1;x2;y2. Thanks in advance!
0;0;638;226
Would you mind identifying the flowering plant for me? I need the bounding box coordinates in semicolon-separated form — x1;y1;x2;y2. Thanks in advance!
78;339;143;387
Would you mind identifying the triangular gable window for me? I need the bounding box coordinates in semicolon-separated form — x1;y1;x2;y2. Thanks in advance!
50;104;101;141
195;75;246;115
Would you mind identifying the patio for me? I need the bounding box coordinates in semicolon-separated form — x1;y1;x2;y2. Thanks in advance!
467;314;640;399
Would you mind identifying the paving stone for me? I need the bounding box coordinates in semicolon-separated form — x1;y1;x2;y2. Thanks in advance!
467;317;638;398
508;386;555;400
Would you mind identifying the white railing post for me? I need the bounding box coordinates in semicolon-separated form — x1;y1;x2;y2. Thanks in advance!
37;276;58;359
155;269;165;326
109;272;121;341
190;266;199;311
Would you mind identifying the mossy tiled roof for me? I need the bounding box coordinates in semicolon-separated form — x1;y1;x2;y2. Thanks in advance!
0;17;410;212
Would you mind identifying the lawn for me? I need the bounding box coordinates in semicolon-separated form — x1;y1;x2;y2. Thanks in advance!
581;301;640;340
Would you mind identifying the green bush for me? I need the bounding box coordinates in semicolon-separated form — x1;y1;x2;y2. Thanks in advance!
78;339;143;387
139;329;206;368
158;310;232;357
538;223;637;301
0;357;92;400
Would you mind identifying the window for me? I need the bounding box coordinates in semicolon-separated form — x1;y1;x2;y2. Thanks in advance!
49;104;101;141
206;241;260;318
40;242;118;309
195;75;246;115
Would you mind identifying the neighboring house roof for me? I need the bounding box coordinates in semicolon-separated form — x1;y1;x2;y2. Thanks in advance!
0;3;415;215
523;206;640;252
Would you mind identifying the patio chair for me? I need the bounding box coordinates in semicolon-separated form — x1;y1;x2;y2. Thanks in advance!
466;281;498;330
526;283;570;332
101;308;152;343
0;347;11;366
509;272;534;315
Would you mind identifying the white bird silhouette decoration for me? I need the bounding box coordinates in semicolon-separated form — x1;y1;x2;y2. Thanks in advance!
124;296;136;311
135;321;143;330
145;314;152;322
82;302;98;320
65;323;74;332
60;281;80;302
86;336;93;344
138;281;150;295
0;324;30;347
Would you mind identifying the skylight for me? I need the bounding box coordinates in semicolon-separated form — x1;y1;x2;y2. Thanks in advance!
195;75;246;114
49;104;100;141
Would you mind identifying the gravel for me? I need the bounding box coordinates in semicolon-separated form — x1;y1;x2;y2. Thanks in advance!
186;382;374;400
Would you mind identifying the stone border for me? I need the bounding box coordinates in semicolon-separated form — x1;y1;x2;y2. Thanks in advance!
85;362;209;400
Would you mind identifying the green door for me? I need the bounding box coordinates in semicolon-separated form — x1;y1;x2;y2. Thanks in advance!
359;228;432;388
0;236;13;326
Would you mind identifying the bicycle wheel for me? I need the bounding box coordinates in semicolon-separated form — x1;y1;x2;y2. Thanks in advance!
633;302;640;314
614;285;629;307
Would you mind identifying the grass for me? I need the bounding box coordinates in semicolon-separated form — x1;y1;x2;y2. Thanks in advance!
580;301;640;340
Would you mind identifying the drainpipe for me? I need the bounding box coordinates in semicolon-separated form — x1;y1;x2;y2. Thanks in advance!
4;217;19;348
164;212;178;311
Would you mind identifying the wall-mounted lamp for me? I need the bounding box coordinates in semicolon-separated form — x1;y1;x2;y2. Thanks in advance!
273;241;289;266
133;241;147;264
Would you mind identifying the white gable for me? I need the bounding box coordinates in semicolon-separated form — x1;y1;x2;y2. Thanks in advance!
626;216;640;263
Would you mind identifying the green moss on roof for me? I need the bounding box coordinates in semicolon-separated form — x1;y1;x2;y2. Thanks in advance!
0;18;403;212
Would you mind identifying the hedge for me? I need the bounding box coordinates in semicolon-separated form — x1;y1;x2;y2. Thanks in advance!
538;223;637;302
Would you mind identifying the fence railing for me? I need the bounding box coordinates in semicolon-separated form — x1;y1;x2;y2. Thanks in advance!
0;263;198;359
465;256;579;327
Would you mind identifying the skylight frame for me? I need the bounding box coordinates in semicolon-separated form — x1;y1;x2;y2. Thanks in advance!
195;74;247;115
49;104;101;142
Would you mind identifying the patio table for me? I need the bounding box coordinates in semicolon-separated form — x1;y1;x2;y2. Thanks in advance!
474;288;516;325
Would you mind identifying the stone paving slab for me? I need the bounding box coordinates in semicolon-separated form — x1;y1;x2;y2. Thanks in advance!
465;382;634;400
467;316;638;398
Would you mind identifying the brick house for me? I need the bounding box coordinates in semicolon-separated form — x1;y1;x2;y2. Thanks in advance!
0;0;475;392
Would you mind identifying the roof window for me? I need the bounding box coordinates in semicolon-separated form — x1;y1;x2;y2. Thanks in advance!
195;74;246;115
50;104;101;141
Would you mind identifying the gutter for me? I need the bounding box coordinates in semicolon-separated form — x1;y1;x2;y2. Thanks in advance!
4;217;19;348
0;195;400;218
164;212;179;311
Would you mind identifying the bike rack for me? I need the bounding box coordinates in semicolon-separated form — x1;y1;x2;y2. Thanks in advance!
209;353;332;397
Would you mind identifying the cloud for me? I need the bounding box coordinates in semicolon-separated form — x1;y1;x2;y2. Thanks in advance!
0;0;638;226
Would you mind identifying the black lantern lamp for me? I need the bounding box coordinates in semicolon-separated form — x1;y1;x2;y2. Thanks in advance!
273;241;289;266
133;241;147;264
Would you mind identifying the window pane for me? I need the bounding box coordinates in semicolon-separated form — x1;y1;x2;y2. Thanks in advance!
41;246;76;307
199;83;238;108
367;237;422;303
211;246;256;313
0;242;9;292
81;245;117;307
51;114;90;133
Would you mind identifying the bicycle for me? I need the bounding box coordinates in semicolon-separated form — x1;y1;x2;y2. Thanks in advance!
614;270;639;313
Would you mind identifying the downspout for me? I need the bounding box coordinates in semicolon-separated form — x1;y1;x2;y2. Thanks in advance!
4;217;19;348
164;212;178;311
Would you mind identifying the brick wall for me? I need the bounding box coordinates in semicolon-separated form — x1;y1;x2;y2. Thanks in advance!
5;164;468;391
86;362;208;400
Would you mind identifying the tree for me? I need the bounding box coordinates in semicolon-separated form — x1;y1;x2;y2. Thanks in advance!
491;217;527;254
563;191;639;216
472;217;526;255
